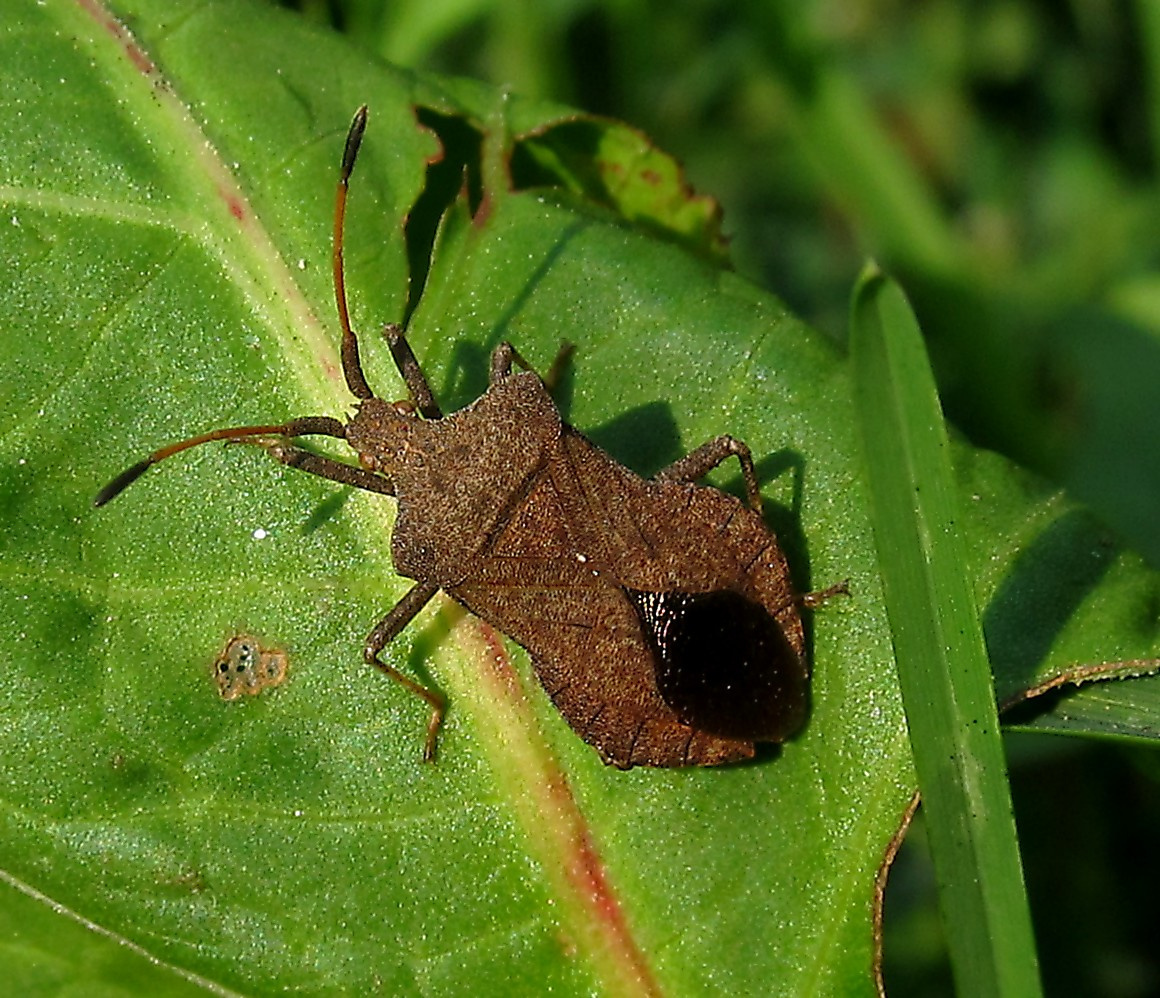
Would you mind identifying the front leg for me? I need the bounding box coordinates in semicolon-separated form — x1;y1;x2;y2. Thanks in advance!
364;581;447;761
384;324;443;419
490;340;575;392
240;439;395;496
653;435;763;514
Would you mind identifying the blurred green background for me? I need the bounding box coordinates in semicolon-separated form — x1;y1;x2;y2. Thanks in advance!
286;2;1160;993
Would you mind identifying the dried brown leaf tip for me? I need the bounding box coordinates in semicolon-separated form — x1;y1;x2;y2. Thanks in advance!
213;635;289;701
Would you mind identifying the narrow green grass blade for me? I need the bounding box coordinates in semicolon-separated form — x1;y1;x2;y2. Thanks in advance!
850;267;1042;997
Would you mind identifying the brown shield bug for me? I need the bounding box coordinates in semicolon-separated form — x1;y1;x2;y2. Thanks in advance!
96;106;838;768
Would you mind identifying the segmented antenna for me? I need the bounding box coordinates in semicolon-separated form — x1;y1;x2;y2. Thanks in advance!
93;423;292;507
94;108;377;507
335;105;373;401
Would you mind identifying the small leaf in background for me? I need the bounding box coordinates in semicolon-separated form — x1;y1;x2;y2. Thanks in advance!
512;118;731;264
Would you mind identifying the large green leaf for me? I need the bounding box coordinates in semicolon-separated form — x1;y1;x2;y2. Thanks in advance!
1;1;1157;994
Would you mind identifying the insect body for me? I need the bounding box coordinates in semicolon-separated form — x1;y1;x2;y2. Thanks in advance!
96;107;815;768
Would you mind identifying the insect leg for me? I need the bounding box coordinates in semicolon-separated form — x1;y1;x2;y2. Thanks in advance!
364;581;447;761
540;340;575;393
238;439;395;496
489;342;523;382
653;435;763;514
490;340;575;390
384;324;442;419
801;580;851;607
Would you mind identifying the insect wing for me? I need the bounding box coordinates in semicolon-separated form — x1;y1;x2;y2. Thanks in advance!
626;589;808;741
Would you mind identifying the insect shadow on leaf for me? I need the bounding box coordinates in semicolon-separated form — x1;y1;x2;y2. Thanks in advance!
95;106;845;768
299;486;354;535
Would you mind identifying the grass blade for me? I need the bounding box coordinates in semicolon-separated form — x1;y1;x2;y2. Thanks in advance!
850;266;1042;996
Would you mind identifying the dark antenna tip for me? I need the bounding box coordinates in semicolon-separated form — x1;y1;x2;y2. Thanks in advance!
342;105;369;181
94;458;153;507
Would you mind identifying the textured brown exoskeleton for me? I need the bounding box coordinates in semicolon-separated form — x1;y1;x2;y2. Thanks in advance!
96;107;830;768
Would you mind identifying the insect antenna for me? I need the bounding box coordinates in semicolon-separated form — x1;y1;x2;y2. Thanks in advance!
334;104;375;402
93;416;348;507
95;107;381;509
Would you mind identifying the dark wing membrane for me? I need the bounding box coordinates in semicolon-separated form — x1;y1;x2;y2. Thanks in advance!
626;588;809;742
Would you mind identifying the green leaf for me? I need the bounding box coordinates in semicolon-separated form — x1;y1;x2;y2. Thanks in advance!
0;870;216;996
851;269;1040;996
512;117;730;264
2;2;1158;994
